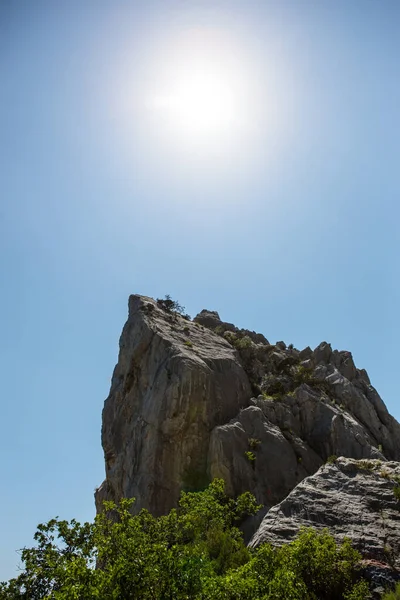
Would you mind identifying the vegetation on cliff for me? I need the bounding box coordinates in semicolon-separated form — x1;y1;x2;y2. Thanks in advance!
0;480;373;600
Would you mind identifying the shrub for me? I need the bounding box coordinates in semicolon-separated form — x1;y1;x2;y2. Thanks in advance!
262;392;282;402
294;364;314;385
356;460;375;471
244;451;256;464
157;294;191;320
223;331;237;345
234;335;253;350
248;438;261;450
214;325;225;335
327;455;338;464
345;580;371;599
184;340;193;348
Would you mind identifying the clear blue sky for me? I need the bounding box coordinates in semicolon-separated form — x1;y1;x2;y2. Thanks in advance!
1;0;399;581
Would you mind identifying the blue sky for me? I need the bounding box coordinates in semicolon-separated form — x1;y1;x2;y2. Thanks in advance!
1;0;399;581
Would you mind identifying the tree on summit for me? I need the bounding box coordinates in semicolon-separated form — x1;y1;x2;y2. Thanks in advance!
156;294;191;320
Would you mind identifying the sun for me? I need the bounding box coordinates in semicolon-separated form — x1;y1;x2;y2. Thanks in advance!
143;28;254;151
104;24;290;168
152;69;238;138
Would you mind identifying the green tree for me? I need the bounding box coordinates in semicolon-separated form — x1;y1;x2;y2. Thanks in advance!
0;482;370;600
0;481;258;600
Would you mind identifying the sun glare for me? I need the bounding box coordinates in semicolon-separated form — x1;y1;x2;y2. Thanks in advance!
107;23;291;169
142;28;257;153
151;70;238;138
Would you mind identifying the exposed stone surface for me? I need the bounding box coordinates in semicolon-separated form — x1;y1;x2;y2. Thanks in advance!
250;458;400;559
250;458;400;597
95;295;252;516
205;330;400;522
96;294;400;567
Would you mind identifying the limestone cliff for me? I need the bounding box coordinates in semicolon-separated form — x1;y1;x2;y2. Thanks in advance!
95;295;251;515
96;294;400;537
250;458;400;597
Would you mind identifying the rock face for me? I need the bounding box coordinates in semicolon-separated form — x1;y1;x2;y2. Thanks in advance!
249;458;400;597
96;294;400;543
250;458;400;563
95;295;251;515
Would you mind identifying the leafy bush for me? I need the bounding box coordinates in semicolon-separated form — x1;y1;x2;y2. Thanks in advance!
248;438;261;450
0;482;369;600
294;364;314;385
393;485;400;502
244;451;256;464
157;294;191;320
233;335;253;350
214;325;225;335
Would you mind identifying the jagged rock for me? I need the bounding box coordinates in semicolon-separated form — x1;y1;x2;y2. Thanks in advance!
96;294;400;558
193;309;222;329
250;458;400;587
250;458;400;597
299;346;313;360
194;309;269;345
314;341;333;364
95;295;252;516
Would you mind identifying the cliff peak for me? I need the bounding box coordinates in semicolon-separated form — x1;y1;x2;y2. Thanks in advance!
96;294;400;571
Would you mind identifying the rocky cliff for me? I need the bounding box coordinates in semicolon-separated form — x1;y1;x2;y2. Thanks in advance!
95;294;400;576
250;457;400;597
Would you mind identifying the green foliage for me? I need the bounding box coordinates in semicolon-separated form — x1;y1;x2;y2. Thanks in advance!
233;335;253;350
0;483;369;600
355;460;375;471
214;325;225;336
157;294;191;320
184;340;193;348
207;528;368;600
383;582;400;600
223;331;237;344
327;455;338;464
294;364;314;385
344;579;371;599
262;392;282;401
244;451;256;464
393;485;400;502
248;438;261;450
0;481;259;600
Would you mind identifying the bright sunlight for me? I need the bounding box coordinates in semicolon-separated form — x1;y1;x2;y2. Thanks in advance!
143;27;260;153
108;23;291;170
150;68;240;139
